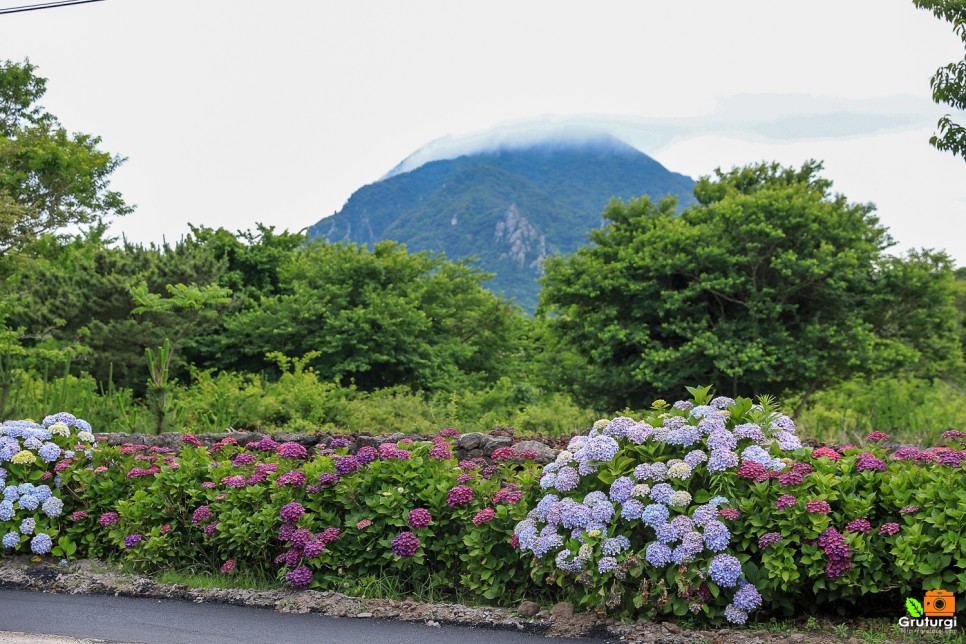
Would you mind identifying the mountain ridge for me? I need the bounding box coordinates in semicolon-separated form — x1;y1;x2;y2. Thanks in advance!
309;136;695;310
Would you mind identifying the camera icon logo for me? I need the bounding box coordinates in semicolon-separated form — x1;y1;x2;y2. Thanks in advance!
924;589;956;617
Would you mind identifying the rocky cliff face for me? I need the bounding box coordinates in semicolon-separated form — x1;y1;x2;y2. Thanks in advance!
494;204;550;270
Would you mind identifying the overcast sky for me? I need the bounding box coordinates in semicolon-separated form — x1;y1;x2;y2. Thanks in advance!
2;0;964;263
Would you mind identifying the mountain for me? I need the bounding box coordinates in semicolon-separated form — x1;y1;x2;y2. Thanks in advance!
308;133;695;311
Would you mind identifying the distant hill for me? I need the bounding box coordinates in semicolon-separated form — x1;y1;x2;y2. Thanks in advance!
307;134;695;311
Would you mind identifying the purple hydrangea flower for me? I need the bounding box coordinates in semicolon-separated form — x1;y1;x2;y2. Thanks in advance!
407;508;433;529
124;534;142;548
758;532;784;549
609;476;634;503
391;531;421;557
707;449;739;472
724;604;749;624
280;502;305;524
684;450;707;468
285;566;313;589
649;483;674;505
554;467;580;492
620;499;645;521
597;556;618;573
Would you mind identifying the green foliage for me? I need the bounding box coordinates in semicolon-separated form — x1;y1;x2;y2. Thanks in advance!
540;161;964;411
912;1;966;159
794;376;966;446
220;240;530;392
0;60;130;256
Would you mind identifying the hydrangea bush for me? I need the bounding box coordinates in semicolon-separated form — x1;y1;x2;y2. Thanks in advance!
515;387;795;622
0;413;95;558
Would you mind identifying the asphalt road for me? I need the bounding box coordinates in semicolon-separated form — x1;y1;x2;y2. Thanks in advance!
0;589;615;644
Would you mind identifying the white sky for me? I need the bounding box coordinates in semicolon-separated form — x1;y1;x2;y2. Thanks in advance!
2;0;964;263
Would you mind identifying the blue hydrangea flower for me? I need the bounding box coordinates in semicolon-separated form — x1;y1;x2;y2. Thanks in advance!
706;430;737;451
19;518;35;535
602;417;634;439
707;449;739;472
18;494;39;511
649;463;668;481
560;502;592;529
733;423;766;442
663;416;687;430
536;494;559;520
698;415;727;434
609;476;634;503
708;496;730;507
625;427;648;444
689;405;716;419
577;462;598;476
645;542;672;566
0;500;14;521
692;504;718;526
42;497;63;518
2;531;19;549
23;437;42;450
708;554;743;587
30;533;52;555
590;501;615;524
641;503;669;527
710;396;735;409
673;400;694;411
554;467;580;492
666;426;702;447
32;485;51;502
38;442;61;463
602;536;630;555
702;520;731;551
732;581;763;611
597;556;618;573
724;604;749;624
670;515;695;537
3;486;19;502
583;491;607;506
741;445;773;466
539;473;557;489
649;483;674;504
620;499;645;521
584;435;619;462
532;533;563;558
633;463;651;481
655;522;679;544
42;412;77;427
775;430;802;451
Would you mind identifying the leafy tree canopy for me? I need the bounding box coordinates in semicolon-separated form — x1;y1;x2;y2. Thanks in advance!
0;59;131;256
540;161;963;412
913;1;966;159
219;240;531;391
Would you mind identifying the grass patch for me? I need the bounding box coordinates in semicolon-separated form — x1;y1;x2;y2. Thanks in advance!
155;567;281;591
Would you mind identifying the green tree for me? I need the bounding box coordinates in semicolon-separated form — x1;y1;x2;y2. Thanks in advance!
0;60;131;255
219;240;530;391
540;161;963;412
912;1;966;159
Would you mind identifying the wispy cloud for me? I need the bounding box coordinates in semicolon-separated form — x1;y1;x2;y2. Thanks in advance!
386;94;956;176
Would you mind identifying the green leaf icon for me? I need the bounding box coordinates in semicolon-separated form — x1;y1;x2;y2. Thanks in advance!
906;598;924;617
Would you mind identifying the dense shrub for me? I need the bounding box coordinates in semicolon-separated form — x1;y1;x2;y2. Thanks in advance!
0;413;97;558
515;388;966;624
2;391;964;626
